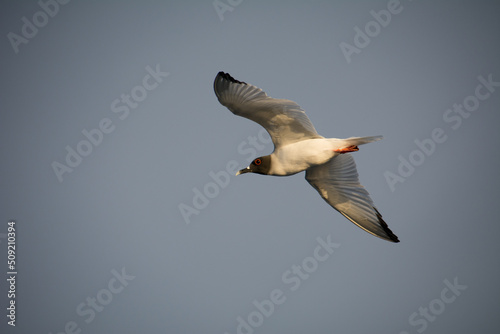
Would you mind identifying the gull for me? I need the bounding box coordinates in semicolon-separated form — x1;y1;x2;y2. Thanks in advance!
213;72;399;243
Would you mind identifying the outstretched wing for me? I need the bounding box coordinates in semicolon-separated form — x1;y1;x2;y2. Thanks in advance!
214;72;322;149
305;154;399;243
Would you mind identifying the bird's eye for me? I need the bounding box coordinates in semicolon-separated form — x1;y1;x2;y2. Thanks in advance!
254;158;262;166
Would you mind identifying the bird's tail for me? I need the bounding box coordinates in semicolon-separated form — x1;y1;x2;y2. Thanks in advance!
328;136;383;153
341;135;383;146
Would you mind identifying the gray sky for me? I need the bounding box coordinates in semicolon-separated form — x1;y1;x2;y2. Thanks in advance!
1;1;499;333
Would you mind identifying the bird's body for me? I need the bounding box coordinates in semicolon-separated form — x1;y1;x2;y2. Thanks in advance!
271;138;336;175
214;71;399;243
268;137;377;176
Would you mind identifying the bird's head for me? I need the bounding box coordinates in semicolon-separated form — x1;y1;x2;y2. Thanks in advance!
236;156;271;175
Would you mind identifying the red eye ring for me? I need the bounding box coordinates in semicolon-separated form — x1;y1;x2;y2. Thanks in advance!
254;158;262;166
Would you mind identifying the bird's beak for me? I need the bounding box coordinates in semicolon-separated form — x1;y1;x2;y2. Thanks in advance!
236;167;251;176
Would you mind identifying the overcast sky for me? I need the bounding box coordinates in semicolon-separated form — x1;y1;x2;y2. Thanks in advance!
1;1;500;333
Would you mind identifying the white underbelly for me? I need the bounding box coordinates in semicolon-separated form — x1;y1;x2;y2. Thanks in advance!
271;139;337;175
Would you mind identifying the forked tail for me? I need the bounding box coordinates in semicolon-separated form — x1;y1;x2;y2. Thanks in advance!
331;136;383;153
342;135;382;146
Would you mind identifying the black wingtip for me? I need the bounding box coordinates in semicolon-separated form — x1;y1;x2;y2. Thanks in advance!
216;71;247;85
374;208;400;243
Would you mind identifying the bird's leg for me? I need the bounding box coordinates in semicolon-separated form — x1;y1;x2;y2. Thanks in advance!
333;145;359;153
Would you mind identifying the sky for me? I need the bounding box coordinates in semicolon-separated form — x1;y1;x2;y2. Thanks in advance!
1;1;499;333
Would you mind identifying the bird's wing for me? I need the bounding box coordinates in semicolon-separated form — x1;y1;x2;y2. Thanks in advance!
214;72;323;149
305;154;399;243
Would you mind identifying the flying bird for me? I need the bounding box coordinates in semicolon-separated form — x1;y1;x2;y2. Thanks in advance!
213;72;399;243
